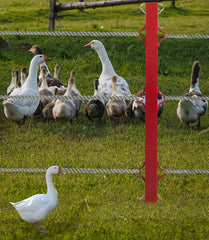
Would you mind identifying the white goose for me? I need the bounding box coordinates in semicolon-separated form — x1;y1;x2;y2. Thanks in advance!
3;55;51;126
53;75;76;121
85;40;131;98
106;76;127;119
10;166;64;233
177;61;208;130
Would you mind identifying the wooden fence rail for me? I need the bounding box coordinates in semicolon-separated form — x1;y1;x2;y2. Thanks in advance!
49;0;171;31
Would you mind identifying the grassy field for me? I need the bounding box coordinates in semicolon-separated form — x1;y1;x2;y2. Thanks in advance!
1;0;209;239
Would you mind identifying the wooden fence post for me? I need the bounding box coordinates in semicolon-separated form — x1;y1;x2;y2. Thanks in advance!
49;0;56;31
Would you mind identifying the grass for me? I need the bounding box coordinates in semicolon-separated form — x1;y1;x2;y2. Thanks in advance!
1;0;209;239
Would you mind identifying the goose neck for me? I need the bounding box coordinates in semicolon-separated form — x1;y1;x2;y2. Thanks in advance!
46;172;57;196
190;78;200;93
23;60;39;89
96;47;115;75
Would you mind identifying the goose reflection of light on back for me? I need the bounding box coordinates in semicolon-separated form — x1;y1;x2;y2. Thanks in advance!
85;79;105;121
177;61;208;130
106;76;127;119
3;55;51;126
85;40;131;98
10;166;64;233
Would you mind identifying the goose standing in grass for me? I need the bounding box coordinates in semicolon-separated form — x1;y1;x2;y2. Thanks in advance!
43;88;58;119
85;40;131;99
85;79;105;121
53;74;76;121
20;67;27;86
54;64;60;79
106;76;127;120
69;70;83;119
7;70;20;95
3;55;51;126
10;166;64;233
177;61;208;130
28;45;64;88
127;89;165;121
34;66;54;116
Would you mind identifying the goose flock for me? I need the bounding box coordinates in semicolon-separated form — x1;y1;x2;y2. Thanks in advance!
2;40;208;130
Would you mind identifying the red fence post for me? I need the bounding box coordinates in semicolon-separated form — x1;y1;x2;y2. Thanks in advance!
145;3;158;203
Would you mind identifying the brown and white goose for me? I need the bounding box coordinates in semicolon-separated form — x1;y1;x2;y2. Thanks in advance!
127;89;165;122
43;88;58;119
177;61;208;130
54;64;60;79
20;67;27;86
85;79;105;121
53;74;76;121
28;45;64;88
7;70;20;95
69;70;83;119
106;76;127;119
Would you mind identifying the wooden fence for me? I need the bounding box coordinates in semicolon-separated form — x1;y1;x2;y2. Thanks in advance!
49;0;171;31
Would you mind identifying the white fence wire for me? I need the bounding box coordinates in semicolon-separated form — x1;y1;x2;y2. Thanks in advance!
0;168;209;174
0;31;209;39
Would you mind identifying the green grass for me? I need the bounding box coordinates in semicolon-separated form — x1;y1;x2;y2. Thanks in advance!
1;0;209;239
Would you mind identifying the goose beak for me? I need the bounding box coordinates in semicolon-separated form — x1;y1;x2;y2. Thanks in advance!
44;56;52;61
85;42;91;48
59;167;65;174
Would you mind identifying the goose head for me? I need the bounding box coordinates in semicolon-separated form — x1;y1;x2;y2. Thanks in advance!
47;166;64;175
28;45;43;55
41;66;47;76
85;40;105;52
32;54;51;65
70;70;76;79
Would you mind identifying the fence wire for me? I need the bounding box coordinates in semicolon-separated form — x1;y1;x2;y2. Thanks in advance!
0;31;209;39
0;94;209;101
0;168;209;174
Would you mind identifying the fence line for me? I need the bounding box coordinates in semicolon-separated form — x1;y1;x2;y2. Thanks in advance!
1;168;209;175
0;95;209;102
0;31;209;39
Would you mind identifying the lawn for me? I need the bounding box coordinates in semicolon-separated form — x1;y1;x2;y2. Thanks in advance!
0;0;209;239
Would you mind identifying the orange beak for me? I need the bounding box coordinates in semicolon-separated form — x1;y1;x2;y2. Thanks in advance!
59;166;65;174
44;56;52;61
85;42;91;48
28;48;32;52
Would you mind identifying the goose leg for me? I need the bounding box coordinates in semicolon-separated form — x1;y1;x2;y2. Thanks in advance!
35;222;48;233
197;117;201;131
